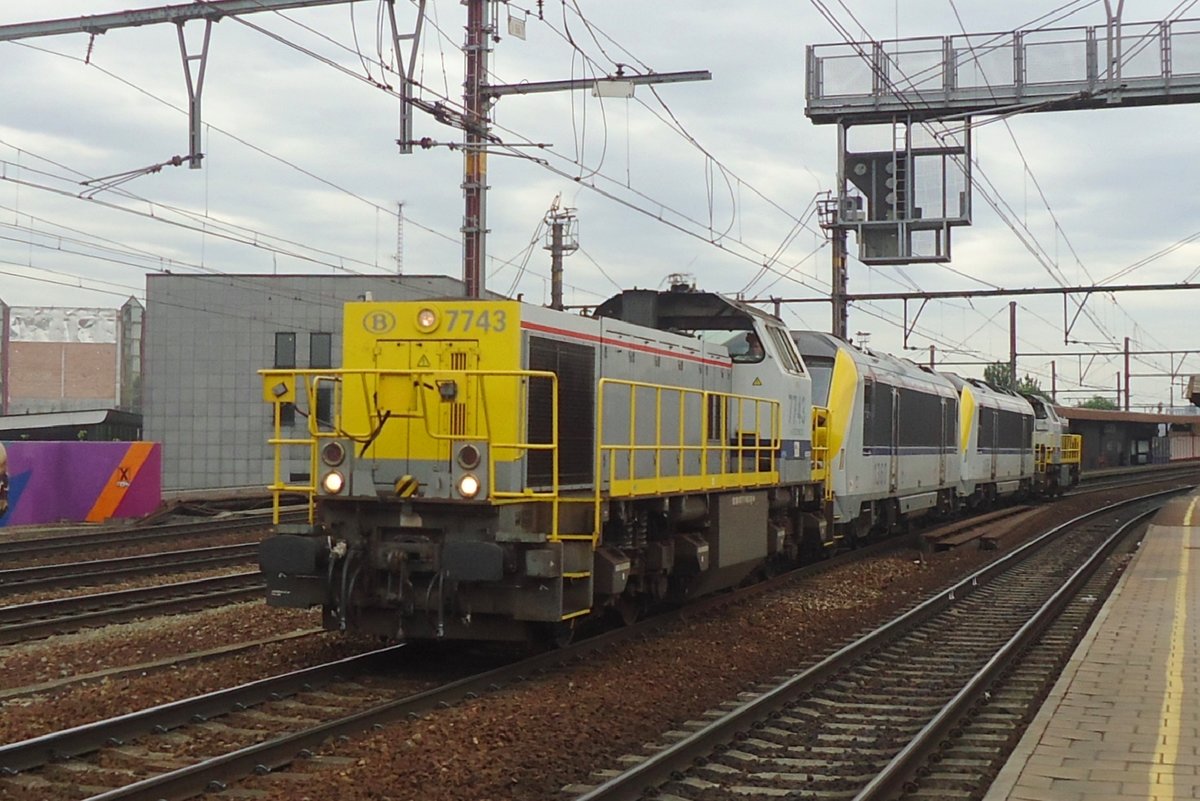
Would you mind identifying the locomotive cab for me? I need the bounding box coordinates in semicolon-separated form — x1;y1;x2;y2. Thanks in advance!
1023;394;1081;493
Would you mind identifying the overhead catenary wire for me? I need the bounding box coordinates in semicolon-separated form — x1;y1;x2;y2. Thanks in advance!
806;0;1191;398
1;1;1189;397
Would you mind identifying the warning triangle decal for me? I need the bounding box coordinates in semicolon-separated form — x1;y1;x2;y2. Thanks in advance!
417;355;431;367
752;377;763;386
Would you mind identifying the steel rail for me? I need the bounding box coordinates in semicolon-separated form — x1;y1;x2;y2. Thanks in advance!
2;538;906;801
0;509;304;560
0;571;264;645
571;487;1186;801
6;483;1188;799
0;644;406;775
852;504;1161;801
0;543;258;594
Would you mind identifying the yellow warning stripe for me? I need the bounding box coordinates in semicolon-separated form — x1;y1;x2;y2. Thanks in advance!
1153;511;1191;794
394;475;419;497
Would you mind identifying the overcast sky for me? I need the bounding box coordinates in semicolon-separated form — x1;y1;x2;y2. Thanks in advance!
1;0;1197;410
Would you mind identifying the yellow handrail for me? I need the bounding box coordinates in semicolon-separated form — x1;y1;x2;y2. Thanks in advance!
1061;433;1082;465
811;404;830;491
592;377;781;546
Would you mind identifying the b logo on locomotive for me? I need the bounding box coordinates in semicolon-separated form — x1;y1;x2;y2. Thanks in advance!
363;310;397;334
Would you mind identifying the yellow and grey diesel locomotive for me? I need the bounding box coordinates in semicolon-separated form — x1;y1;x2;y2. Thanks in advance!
259;286;829;643
258;284;1081;644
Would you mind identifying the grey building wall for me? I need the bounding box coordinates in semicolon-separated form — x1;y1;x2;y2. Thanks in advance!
145;274;466;491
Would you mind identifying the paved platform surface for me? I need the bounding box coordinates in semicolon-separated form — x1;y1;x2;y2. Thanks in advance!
984;493;1200;801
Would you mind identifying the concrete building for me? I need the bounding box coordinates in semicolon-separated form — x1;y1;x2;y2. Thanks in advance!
0;301;144;416
144;274;468;491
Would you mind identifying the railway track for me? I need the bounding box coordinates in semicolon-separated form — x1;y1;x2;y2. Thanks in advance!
0;478;1188;799
0;529;916;800
566;491;1172;801
1072;461;1200;493
0;542;258;597
0;571;264;646
0;508;305;565
0;640;526;801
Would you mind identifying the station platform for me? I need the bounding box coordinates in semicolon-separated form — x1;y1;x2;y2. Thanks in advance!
984;492;1200;801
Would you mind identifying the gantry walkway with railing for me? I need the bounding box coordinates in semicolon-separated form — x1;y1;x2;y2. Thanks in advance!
807;17;1200;124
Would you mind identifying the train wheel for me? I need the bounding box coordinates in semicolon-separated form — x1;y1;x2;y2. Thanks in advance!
538;620;577;648
613;597;643;627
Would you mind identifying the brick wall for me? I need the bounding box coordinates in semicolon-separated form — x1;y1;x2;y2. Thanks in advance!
7;341;117;412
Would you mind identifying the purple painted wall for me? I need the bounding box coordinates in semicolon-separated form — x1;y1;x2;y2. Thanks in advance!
0;441;162;527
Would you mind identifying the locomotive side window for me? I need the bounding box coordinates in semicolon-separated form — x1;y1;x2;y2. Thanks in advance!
979;408;996;452
997;409;1032;452
943;397;958;449
897;387;942;448
864;380;895;452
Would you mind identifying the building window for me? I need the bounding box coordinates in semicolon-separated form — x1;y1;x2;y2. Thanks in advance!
309;333;333;428
274;332;296;426
310;332;332;369
274;332;297;368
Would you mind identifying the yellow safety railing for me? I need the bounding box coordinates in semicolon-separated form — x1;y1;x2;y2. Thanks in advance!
1061;434;1082;465
1034;443;1048;472
811;405;830;493
260;368;561;530
593;378;780;546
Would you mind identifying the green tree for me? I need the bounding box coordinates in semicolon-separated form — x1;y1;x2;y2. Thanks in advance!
983;362;1048;398
1077;395;1118;410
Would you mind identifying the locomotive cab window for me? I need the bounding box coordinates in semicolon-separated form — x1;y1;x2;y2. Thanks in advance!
807;357;834;406
724;331;765;364
765;326;805;374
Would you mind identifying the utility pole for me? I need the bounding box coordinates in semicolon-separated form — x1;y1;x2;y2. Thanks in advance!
1123;335;1131;411
831;229;848;340
818;196;848;339
1051;360;1057;403
544;200;578;311
462;0;491;299
395;201;405;275
1009;301;1018;390
454;8;708;299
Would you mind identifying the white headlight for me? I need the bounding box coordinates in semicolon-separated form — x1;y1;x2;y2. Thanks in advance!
416;307;438;331
322;470;345;495
458;473;480;498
